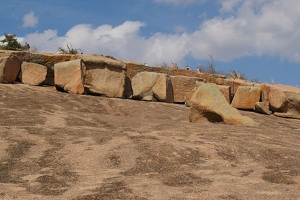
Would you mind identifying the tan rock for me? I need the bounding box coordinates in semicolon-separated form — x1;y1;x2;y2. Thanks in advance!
19;62;47;85
189;83;258;126
268;86;288;112
232;79;255;95
254;102;271;115
0;55;21;83
285;91;300;116
170;76;203;103
217;85;231;103
131;72;170;101
85;67;126;98
79;54;126;70
231;86;261;110
260;84;300;118
54;59;85;94
82;54;126;98
274;112;300;119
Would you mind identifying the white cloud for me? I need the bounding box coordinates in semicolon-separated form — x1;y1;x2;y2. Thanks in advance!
219;0;243;13
174;25;186;33
22;11;39;28
22;0;300;66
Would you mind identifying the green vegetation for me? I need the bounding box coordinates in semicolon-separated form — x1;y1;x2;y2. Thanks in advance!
0;33;30;51
58;44;81;54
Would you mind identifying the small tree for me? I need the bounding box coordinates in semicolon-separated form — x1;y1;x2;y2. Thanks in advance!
197;55;217;74
58;44;80;54
0;33;29;51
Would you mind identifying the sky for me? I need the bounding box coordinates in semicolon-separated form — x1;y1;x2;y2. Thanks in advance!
0;0;299;86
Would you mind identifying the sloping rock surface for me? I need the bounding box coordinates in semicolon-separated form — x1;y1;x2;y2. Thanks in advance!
0;84;300;200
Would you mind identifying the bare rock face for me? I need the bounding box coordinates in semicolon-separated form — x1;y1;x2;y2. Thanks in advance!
54;59;86;94
170;76;203;103
231;86;261;110
81;54;126;98
189;83;258;126
19;62;47;85
0;55;21;83
131;72;171;101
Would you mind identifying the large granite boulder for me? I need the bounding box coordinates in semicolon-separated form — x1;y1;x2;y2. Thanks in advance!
189;83;258;126
18;62;47;85
261;84;300;118
170;76;203;103
231;86;261;110
54;59;86;94
131;72;172;102
81;54;126;98
0;54;21;83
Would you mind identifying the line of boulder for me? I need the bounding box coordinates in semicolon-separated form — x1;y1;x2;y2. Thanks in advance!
1;50;299;126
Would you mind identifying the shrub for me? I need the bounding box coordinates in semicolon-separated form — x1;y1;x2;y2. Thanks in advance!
58;44;81;54
0;33;30;51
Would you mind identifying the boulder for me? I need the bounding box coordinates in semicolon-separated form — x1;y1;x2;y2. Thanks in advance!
231;79;255;95
54;59;86;94
261;84;300;118
131;72;171;101
285;91;300;115
231;86;261;110
217;85;231;103
18;62;47;85
0;55;21;83
254;102;271;115
170;76;203;103
262;85;287;112
82;54;126;98
185;83;229;107
189;83;258;126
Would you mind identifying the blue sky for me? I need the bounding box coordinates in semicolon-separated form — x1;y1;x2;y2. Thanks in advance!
0;0;299;86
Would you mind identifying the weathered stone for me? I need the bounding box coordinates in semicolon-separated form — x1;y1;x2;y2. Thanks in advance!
54;59;86;94
261;84;300;116
131;72;171;101
170;76;203;103
80;54;126;70
284;91;300;117
271;89;288;112
231;79;255;95
82;54;126;98
0;55;21;83
274;112;300;119
184;88;197;107
217;85;231;103
18;62;47;85
231;86;261;110
189;83;258;126
254;102;271;115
